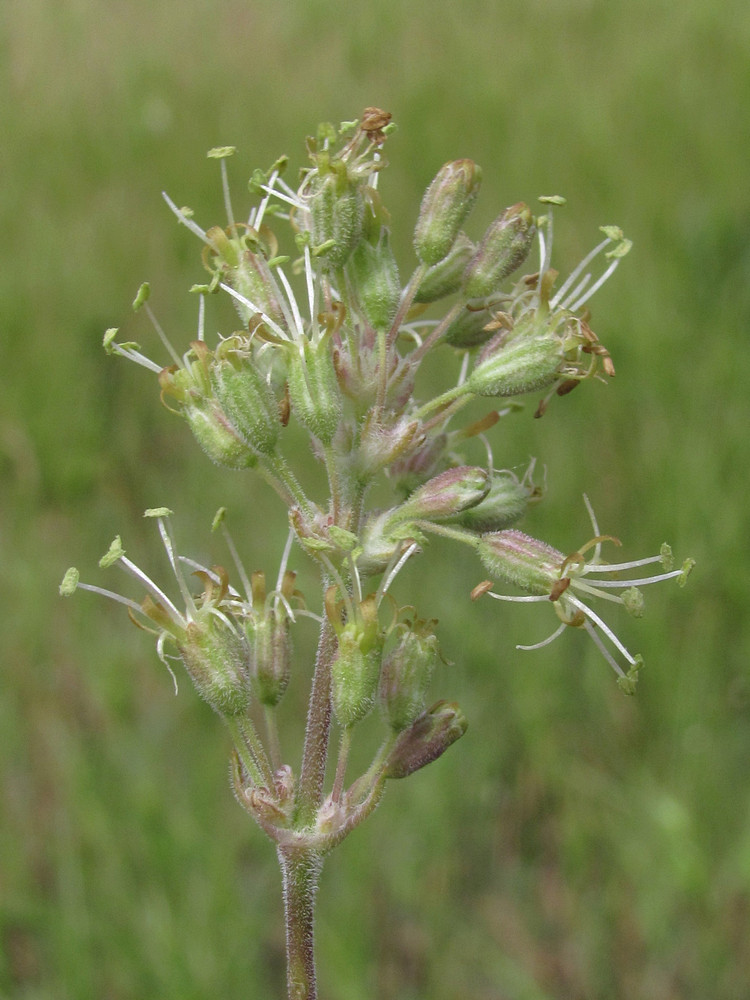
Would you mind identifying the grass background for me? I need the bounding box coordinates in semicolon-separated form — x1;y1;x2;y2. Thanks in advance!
2;0;749;997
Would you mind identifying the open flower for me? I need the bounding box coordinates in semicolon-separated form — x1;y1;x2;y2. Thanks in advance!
468;205;631;413
60;509;253;714
472;497;694;691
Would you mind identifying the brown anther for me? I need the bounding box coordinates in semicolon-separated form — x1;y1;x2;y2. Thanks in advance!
470;580;495;601
555;378;580;397
549;577;571;601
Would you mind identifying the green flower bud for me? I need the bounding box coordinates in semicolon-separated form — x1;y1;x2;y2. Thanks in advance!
467;332;563;398
287;335;342;444
245;570;294;707
443;305;495;349
414;233;475;304
385;701;468;779
331;627;383;728
158;348;257;469
246;614;292;706
451;471;535;532
328;592;383;728
178;618;250;717
345;228;401;331
182;400;257;469
396;466;490;523
462;203;535;299
210;341;280;456
414;160;482;266
310;171;364;270
379;621;439;731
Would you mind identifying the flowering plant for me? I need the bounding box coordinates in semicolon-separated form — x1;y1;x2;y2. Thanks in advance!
61;109;692;998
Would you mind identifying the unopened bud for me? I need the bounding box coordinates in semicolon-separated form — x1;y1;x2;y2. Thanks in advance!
247;616;291;707
310;171;364;270
379;622;439;731
414;233;475;303
158;354;257;469
331;626;383;728
244;570;294;706
287;335;342;444
451;471;534;532
210;342;280;456
414;160;482;266
183;399;257;469
345;228;401;331
443;305;495;349
328;592;383;728
462;203;535;299
467;331;563;398
385;701;467;779
397;466;490;523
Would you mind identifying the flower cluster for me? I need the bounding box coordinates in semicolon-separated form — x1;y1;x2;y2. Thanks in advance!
64;110;691;854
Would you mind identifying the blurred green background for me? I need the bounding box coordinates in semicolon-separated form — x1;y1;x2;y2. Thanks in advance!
2;0;749;997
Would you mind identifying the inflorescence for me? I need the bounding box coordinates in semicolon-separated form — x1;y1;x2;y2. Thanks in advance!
62;109;692;846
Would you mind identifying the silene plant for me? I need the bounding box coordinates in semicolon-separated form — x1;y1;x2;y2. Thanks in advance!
61;109;694;999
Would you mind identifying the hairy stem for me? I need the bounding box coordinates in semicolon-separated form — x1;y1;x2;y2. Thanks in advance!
278;845;323;1000
297;615;336;825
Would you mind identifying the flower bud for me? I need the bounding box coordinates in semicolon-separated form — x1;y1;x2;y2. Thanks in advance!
183;399;257;469
287;335;342;444
158;352;257;469
379;621;439;731
310;170;364;270
328;592;383;728
331;629;383;728
476;529;563;595
450;471;535;532
443;305;495;349
385;701;467;779
210;341;280;456
243;570;296;707
462;203;535;299
414;160;482;266
467;332;563;398
247;616;291;705
396;466;490;523
178;618;250;716
345;228;401;331
414;233;475;303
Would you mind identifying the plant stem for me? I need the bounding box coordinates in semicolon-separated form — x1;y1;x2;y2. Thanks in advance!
297;615;336;825
278;845;323;1000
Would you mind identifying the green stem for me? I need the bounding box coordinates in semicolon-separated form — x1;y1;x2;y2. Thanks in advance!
225;716;274;790
278;845;323;1000
412;380;470;422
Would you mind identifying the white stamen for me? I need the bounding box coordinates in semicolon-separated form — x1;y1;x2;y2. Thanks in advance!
551;236;611;310
565;592;636;666
219;283;291;342
162;191;209;243
517;621;566;651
